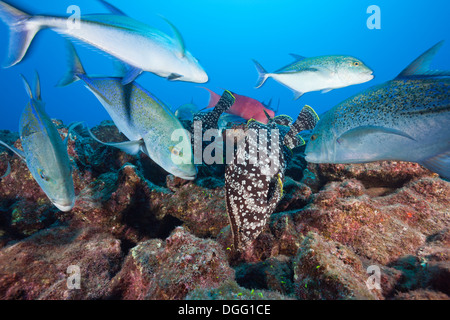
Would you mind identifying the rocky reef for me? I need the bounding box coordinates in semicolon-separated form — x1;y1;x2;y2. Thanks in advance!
0;120;448;300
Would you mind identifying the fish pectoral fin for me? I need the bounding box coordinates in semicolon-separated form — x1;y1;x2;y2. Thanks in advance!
337;126;416;144
121;67;143;85
0;162;11;179
293;91;304;100
0;139;26;162
267;174;284;205
87;126;143;155
321;88;333;94
64;121;85;147
420;150;450;181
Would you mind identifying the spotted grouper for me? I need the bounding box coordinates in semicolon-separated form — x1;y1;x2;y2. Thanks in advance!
225;105;319;251
305;41;450;180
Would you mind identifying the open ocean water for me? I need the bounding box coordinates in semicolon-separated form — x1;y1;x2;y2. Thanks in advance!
0;0;448;130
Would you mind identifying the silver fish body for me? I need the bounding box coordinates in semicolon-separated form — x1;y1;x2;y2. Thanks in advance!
253;55;374;99
4;74;76;211
61;42;197;180
84;77;197;180
0;1;208;84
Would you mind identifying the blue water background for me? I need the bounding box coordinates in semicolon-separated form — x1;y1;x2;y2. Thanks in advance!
0;0;449;131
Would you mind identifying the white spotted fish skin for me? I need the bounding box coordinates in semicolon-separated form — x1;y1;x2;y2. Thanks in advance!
225;105;320;251
225;120;284;251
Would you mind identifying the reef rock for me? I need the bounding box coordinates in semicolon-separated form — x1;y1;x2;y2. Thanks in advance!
107;227;235;300
0;226;122;300
0;119;448;300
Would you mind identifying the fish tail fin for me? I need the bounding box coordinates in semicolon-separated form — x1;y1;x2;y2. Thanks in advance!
0;1;42;68
420;150;450;181
57;41;86;87
252;59;270;88
198;86;220;109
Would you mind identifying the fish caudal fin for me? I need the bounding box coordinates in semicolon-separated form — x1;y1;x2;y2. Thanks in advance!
0;1;41;68
252;59;270;88
199;86;221;109
420;150;450;181
57;41;86;87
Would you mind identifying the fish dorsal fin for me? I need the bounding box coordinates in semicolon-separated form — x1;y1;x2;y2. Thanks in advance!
98;0;127;16
396;40;450;79
20;74;33;99
289;53;307;61
160;16;186;58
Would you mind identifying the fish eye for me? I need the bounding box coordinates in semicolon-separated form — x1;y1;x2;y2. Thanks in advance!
310;134;317;141
169;146;183;157
353;61;360;67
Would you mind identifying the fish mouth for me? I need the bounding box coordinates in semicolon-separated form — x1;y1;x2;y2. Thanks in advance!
176;174;197;181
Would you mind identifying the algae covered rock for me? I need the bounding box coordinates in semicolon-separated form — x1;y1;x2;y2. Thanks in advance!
108;227;235;300
0;226;122;300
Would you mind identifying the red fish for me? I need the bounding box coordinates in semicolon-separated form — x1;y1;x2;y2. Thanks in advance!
203;88;275;124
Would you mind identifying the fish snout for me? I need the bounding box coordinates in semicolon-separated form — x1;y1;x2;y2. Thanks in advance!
193;70;209;83
52;198;76;212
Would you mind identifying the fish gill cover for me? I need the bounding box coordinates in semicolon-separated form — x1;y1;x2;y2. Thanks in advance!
0;0;448;302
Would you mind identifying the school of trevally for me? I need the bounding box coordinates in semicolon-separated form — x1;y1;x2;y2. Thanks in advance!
0;0;448;301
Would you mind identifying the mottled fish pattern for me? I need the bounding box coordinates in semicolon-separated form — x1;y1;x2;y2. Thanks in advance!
225;105;319;251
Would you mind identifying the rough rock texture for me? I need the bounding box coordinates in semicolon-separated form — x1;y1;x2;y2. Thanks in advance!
0;226;122;300
0;121;448;300
107;227;235;300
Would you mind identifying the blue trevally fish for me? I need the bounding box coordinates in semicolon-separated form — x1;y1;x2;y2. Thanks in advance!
0;74;77;211
305;41;450;180
0;0;208;84
253;54;374;99
60;41;197;180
